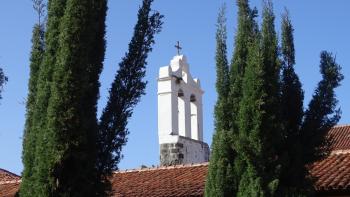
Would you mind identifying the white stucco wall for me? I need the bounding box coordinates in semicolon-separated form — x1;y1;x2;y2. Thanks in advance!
158;55;204;141
158;55;208;165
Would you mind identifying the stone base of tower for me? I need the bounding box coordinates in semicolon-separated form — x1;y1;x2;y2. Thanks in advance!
159;135;209;166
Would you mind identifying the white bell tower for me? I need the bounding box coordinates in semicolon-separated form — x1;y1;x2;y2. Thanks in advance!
157;49;209;166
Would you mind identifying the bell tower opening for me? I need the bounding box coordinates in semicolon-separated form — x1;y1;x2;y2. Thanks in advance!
178;89;186;137
190;94;198;140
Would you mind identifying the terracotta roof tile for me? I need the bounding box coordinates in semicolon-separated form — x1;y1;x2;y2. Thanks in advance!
310;153;350;191
0;182;20;197
303;125;350;193
0;169;20;197
328;124;350;153
111;163;208;197
0;169;20;184
1;125;350;196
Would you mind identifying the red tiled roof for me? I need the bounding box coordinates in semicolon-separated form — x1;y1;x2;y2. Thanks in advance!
1;125;350;196
0;169;20;184
111;163;208;197
329;125;350;152
0;169;21;197
0;183;20;197
110;125;350;196
310;153;350;191
308;125;350;193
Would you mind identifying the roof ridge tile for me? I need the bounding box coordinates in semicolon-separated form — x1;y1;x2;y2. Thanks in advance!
114;162;209;174
333;124;350;128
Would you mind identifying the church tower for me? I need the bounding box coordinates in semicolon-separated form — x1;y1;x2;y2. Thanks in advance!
157;50;209;166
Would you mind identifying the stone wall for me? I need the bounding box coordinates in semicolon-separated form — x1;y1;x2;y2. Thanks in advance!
160;143;184;165
160;136;209;166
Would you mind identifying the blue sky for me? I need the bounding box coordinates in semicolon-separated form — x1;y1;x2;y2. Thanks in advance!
0;0;349;175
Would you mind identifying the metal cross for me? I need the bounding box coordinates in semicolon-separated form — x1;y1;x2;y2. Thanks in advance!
175;41;182;55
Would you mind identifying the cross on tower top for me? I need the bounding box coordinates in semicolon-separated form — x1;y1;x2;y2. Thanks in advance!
175;41;182;55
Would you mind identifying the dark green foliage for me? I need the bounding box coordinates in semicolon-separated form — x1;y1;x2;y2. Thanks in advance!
21;0;108;196
280;11;303;141
278;51;343;196
214;5;230;131
97;0;163;192
236;2;281;196
236;32;265;196
21;0;162;196
42;0;107;195
97;0;162;173
208;1;344;196
301;51;344;165
206;0;259;195
20;23;45;196
21;0;65;196
281;10;295;67
229;0;258;130
205;5;236;196
258;1;281;194
277;11;308;196
86;1;108;194
229;0;259;194
206;130;237;197
26;1;67;196
0;68;7;100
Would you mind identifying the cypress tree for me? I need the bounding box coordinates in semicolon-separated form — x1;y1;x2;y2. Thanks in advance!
207;2;344;196
280;11;304;137
236;30;264;197
258;2;281;193
236;2;281;196
87;1;108;194
36;0;107;195
277;11;308;196
205;5;236;196
229;0;258;132
229;0;259;194
21;0;162;195
20;23;45;196
300;51;343;193
22;1;68;196
20;0;46;196
214;4;230;132
206;1;259;196
96;0;163;193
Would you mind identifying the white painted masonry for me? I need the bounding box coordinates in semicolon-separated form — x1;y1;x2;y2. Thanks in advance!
158;55;209;165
